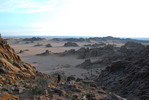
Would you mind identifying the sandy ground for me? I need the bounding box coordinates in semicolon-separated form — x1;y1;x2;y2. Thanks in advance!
6;37;138;78
7;38;94;78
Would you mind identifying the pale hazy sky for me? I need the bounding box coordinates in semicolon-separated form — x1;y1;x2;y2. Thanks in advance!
0;0;149;37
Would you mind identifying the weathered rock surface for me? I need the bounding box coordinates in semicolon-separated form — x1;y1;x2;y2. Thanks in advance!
36;50;52;56
97;42;149;100
63;38;87;42
63;42;79;47
23;37;45;42
84;43;106;47
45;44;52;47
60;44;115;59
0;37;38;99
76;59;93;69
51;38;89;42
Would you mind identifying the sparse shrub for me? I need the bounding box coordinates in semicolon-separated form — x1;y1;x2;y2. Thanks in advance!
30;86;42;95
66;93;73;98
36;78;49;89
7;58;13;63
66;93;78;100
83;84;91;89
72;96;78;100
19;61;25;64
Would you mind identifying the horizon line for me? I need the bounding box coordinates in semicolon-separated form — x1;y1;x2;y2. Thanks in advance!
1;32;149;38
2;35;149;39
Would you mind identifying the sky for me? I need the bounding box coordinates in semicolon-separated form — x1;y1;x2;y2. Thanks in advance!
0;0;149;37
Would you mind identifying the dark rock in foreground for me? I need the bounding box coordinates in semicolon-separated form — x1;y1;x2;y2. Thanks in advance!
97;43;149;100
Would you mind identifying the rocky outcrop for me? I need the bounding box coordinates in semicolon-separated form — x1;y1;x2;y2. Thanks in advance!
120;41;145;53
63;38;87;42
51;36;149;44
36;50;52;56
18;49;29;54
97;43;149;100
76;44;115;59
76;59;93;69
89;36;149;43
23;37;45;41
65;42;149;99
34;43;43;47
60;44;115;59
0;37;39;99
84;43;106;47
60;49;76;56
51;38;63;42
63;42;79;47
0;38;37;77
76;48;89;59
51;38;89;42
46;44;52;47
0;38;21;62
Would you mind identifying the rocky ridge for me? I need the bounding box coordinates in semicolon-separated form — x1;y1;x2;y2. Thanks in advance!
51;36;149;44
61;41;149;100
95;42;149;100
23;37;45;42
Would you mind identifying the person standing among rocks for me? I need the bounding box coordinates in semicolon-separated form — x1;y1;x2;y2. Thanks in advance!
57;74;61;83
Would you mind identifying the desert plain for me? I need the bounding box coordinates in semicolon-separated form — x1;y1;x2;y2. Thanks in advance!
5;36;149;78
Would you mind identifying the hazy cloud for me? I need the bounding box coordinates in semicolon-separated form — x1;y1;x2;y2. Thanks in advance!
0;0;62;13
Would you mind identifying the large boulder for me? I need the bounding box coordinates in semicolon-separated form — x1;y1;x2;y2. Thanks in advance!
46;44;52;47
